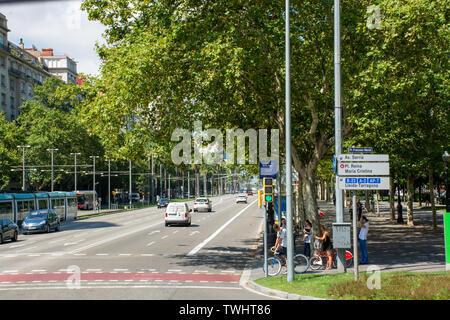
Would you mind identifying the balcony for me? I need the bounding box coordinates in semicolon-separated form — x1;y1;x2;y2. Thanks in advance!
8;67;23;78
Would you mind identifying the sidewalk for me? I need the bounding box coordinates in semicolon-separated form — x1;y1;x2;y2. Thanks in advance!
243;200;447;299
317;199;446;272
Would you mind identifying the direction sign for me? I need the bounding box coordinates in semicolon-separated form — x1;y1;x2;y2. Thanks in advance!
348;147;372;153
338;162;389;176
338;177;390;190
338;154;389;162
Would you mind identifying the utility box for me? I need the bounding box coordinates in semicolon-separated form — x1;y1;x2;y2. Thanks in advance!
332;223;352;249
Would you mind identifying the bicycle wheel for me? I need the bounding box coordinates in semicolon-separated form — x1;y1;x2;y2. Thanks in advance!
263;257;282;276
331;252;353;268
293;254;309;274
309;254;324;270
345;250;354;268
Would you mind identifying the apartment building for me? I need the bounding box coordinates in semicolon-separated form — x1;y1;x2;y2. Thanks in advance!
0;12;78;122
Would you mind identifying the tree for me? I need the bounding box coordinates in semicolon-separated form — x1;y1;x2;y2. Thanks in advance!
81;0;374;236
348;0;449;226
0;113;25;189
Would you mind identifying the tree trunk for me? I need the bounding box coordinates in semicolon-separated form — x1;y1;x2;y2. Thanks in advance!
418;182;422;207
298;169;320;239
376;192;380;217
389;175;395;221
299;180;306;228
407;174;415;227
365;191;370;212
429;167;437;229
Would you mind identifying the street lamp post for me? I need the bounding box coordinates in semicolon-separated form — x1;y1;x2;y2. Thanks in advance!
17;145;30;191
90;156;99;206
46;148;58;192
107;159;111;210
443;151;450;213
70;152;81;191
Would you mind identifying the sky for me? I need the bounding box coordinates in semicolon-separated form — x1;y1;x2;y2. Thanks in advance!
0;0;106;76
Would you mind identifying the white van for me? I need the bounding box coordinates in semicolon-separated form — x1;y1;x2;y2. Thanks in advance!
165;202;192;227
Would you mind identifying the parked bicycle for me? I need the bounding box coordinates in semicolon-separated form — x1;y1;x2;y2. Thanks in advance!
263;247;310;276
309;248;353;270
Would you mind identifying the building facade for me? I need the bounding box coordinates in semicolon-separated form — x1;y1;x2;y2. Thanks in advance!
0;12;78;122
26;47;78;85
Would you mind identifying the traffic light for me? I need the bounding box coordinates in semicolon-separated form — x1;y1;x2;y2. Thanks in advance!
263;177;273;202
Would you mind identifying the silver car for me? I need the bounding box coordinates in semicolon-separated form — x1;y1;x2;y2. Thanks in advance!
193;198;212;212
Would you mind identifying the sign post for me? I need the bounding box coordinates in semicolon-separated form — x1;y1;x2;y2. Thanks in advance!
337;151;390;279
353;192;358;280
444;212;450;271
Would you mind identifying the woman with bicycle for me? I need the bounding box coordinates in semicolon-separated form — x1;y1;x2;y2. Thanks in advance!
315;225;333;270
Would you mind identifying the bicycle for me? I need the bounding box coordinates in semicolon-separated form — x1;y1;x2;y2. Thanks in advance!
309;248;353;270
263;247;310;276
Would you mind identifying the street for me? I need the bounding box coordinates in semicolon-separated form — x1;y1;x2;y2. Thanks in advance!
0;195;274;300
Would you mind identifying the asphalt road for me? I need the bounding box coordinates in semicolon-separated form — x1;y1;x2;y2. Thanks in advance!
0;194;275;300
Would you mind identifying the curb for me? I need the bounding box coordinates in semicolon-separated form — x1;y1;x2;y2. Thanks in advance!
245;279;325;300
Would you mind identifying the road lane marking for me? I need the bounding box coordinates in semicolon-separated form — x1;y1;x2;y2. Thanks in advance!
69;221;163;254
147;241;155;247
187;199;257;256
161;235;168;240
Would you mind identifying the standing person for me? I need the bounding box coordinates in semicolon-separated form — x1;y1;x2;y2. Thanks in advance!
358;216;369;264
303;220;312;258
357;199;363;221
348;200;353;221
315;225;333;270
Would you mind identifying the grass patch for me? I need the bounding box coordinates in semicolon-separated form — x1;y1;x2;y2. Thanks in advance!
254;271;450;300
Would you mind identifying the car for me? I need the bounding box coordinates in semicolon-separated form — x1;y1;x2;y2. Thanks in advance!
165;202;192;227
0;218;18;243
157;198;169;209
193;198;212;212
21;209;60;234
236;194;248;204
247;191;253;196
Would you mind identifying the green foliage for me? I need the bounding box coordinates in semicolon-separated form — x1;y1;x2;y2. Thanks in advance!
0;113;25;189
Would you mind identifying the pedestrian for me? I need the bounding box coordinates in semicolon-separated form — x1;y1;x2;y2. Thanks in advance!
358;216;369;264
357;199;363;221
348;200;353;221
94;199;99;211
315;225;333;270
303;220;312;258
332;193;336;206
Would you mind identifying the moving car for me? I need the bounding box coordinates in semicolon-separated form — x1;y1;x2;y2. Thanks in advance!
165;202;192;227
236;194;248;204
157;198;169;209
22;209;60;234
247;191;253;196
193;198;212;212
0;218;18;243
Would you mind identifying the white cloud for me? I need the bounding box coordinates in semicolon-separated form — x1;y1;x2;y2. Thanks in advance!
0;0;106;76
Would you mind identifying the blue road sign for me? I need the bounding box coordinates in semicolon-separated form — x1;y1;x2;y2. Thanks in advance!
259;160;278;179
348;147;373;153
